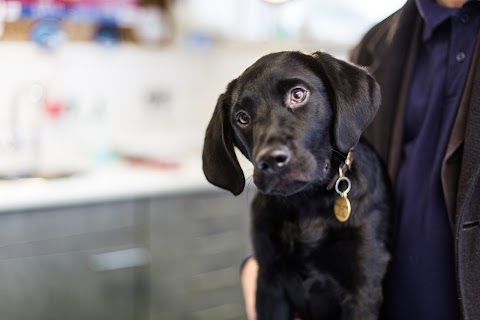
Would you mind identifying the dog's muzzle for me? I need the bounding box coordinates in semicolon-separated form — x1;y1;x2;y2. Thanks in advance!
254;146;291;175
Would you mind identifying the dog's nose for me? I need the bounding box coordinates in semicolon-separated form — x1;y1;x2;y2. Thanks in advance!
256;146;291;174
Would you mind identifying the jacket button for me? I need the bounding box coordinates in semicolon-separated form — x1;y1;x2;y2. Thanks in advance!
456;52;466;63
460;14;469;24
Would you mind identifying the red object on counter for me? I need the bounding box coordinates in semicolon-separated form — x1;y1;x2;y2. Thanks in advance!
44;100;64;118
124;156;179;170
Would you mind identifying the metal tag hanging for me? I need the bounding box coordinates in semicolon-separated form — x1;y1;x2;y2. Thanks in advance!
334;167;352;222
334;193;351;222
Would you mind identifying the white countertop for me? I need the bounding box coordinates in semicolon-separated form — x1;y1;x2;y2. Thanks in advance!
0;157;222;212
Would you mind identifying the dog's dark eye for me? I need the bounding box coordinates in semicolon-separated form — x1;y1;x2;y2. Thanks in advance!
290;88;308;104
236;111;251;126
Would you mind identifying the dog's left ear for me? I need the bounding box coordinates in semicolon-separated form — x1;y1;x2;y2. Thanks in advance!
202;80;245;196
310;51;381;153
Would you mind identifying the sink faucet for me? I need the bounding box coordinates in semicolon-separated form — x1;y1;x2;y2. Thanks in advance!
5;83;45;178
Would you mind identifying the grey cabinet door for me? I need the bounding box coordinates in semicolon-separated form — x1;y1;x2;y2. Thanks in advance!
0;201;148;320
148;191;252;320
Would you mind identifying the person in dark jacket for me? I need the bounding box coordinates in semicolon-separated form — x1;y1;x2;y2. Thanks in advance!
241;0;480;319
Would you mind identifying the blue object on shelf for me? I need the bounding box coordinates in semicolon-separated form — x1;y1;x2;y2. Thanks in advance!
94;20;121;46
31;18;67;50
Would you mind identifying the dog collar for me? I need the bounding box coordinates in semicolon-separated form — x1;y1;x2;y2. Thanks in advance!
328;149;354;222
326;148;354;191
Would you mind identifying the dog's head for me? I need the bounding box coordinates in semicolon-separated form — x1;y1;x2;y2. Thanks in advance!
202;51;380;196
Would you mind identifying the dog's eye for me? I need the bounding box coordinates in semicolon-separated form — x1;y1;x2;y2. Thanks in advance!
289;87;308;105
236;111;251;126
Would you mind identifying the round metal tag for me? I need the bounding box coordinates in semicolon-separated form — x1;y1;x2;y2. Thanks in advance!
334;196;351;222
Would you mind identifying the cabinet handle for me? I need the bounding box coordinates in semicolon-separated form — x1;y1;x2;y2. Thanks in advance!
88;247;149;272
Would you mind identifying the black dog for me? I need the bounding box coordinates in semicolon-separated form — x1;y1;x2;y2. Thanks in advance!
202;51;392;320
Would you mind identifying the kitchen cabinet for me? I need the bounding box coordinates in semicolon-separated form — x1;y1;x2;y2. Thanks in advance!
0;190;252;320
148;191;251;320
0;201;149;320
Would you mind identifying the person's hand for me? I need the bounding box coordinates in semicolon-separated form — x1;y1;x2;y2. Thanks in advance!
241;257;302;320
241;257;259;320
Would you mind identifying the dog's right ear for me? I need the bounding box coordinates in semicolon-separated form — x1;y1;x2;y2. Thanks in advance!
202;80;245;196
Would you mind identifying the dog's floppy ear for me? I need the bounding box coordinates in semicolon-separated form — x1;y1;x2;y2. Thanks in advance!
202;80;245;195
311;51;381;153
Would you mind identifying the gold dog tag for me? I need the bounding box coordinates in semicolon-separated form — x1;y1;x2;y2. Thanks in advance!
334;195;351;222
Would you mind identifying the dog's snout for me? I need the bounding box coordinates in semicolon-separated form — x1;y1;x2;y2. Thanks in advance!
256;146;291;174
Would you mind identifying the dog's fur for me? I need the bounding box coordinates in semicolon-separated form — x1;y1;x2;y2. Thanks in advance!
202;51;392;320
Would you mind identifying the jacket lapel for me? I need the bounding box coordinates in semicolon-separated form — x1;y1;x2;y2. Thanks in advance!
361;0;421;182
443;35;480;227
385;16;422;182
456;37;480;226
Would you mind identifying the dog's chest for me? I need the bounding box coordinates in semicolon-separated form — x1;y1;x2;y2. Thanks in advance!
280;215;329;253
276;205;362;265
278;213;365;292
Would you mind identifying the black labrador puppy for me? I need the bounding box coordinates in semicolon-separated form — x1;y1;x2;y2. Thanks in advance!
202;51;392;320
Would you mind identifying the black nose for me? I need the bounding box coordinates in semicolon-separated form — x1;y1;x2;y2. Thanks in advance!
256;146;291;174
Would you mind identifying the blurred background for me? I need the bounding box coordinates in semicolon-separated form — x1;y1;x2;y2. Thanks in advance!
0;0;405;319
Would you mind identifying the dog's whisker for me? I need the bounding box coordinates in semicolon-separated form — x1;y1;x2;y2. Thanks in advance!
331;149;347;161
245;174;256;201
